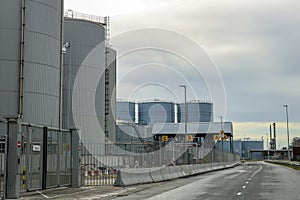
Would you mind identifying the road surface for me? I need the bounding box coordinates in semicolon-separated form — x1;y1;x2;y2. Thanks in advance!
110;161;300;200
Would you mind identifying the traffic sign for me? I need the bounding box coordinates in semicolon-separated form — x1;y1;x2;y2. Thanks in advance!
162;135;168;142
187;135;193;142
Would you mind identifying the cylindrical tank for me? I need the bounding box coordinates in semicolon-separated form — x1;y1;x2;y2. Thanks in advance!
0;0;63;126
63;17;106;143
116;100;135;122
178;101;213;122
138;100;175;125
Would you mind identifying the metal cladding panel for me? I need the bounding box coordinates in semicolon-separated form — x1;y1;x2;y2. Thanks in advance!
0;0;21;117
22;0;62;126
178;102;213;123
0;0;62;126
116;101;135;122
138;102;175;125
63;19;106;143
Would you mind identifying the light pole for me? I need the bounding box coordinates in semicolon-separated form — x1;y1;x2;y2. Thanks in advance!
179;85;188;164
62;42;71;129
283;105;290;160
219;116;224;162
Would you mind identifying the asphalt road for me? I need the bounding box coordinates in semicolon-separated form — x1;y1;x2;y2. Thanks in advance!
111;161;300;200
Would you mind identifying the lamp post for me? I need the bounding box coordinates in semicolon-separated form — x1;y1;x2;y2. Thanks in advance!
179;85;188;164
283;105;290;160
62;42;71;129
219;116;224;162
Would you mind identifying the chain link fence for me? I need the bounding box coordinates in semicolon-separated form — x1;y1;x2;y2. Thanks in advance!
81;141;240;186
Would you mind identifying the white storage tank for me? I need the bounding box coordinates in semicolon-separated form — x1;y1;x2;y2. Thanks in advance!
0;0;63;126
178;101;213;123
63;14;107;143
138;100;175;125
116;100;136;122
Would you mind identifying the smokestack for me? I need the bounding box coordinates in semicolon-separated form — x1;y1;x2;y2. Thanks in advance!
269;124;272;140
269;124;273;149
273;122;276;149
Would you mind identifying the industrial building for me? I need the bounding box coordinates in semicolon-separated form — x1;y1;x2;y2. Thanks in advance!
115;99;234;152
215;139;264;159
292;137;300;161
0;2;118;196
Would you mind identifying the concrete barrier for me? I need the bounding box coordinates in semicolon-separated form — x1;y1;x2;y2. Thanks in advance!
114;168;153;187
168;166;184;179
150;167;164;182
115;161;241;186
180;165;193;177
160;167;173;181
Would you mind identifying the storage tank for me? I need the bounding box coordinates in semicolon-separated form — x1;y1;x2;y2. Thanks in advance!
138;100;175;125
0;0;63;127
63;15;106;143
178;101;213;122
116;100;135;122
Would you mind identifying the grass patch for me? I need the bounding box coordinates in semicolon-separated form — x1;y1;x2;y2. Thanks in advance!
265;161;300;170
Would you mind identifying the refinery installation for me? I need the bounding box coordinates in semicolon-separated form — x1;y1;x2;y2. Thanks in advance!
0;0;298;199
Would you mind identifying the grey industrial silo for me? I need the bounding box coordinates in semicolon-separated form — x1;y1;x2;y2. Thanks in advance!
0;0;63;127
138;100;175;125
178;101;213;123
116;100;136;122
63;13;109;144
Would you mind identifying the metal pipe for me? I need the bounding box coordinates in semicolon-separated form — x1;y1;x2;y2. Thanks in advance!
18;0;26;117
179;85;187;164
66;46;72;129
273;122;276;150
283;105;290;160
58;0;65;129
269;124;273;149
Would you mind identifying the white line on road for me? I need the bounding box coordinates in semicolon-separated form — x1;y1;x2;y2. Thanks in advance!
248;178;251;181
36;190;49;199
251;164;262;178
246;181;249;184
242;186;246;189
237;192;242;196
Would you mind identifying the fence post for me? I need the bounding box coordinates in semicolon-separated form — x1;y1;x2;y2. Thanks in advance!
71;128;81;188
5;116;22;199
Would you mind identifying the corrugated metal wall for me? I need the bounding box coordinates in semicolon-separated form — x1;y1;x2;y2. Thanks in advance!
138;102;175;125
178;102;213;123
0;0;62;127
116;101;135;122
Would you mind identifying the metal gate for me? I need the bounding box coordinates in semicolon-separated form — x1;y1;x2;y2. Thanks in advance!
0;135;7;199
81;144;118;186
20;124;72;192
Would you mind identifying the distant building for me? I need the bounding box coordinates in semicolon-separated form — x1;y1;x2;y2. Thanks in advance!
292;137;300;161
215;139;264;159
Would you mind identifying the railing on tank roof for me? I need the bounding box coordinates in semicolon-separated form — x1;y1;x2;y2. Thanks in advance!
65;9;107;25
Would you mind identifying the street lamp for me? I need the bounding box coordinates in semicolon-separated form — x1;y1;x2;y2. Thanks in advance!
219;116;224;162
62;42;71;129
283;105;290;160
179;85;188;164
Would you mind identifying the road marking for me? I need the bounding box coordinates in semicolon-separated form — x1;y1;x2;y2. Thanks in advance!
246;181;249;184
237;192;242;196
242;186;246;189
251;164;262;178
248;178;251;181
36;190;49;199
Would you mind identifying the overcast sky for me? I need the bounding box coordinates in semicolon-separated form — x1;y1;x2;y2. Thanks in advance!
65;0;300;147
